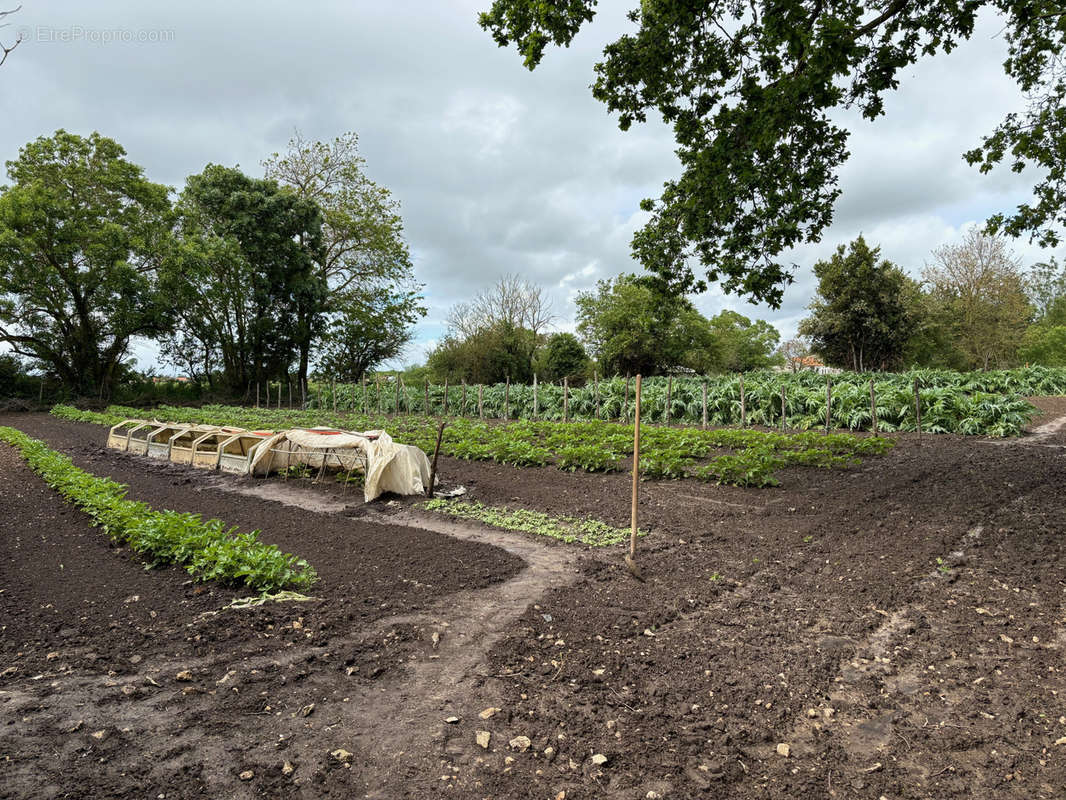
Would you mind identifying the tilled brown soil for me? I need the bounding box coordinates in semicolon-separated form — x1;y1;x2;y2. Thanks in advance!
2;411;1066;799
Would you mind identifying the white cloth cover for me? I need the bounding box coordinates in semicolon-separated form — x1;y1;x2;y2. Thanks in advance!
248;428;431;502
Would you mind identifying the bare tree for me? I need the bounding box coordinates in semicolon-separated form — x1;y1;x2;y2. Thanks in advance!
0;5;22;68
923;229;1031;370
777;337;811;373
447;275;554;341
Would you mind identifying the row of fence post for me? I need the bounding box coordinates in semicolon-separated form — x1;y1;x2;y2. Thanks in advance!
252;375;924;435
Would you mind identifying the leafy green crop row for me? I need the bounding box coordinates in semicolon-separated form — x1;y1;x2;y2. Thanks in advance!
307;366;1066;436
422;499;639;547
54;404;893;487
0;426;316;592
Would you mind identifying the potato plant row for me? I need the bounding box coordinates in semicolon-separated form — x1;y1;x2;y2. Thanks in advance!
53;405;894;488
306;366;1066;436
0;425;317;592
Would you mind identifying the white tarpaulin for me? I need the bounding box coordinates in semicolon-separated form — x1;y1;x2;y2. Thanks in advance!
248;427;431;502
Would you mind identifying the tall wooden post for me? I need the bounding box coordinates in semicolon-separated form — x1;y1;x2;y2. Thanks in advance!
702;382;708;429
277;382;281;410
665;376;672;426
914;378;922;442
265;381;270;407
256;382;260;408
533;373;538;420
393;376;399;415
595;371;600;420
825;377;832;434
376;376;382;414
504;377;510;420
424;379;430;416
626;374;643;580
870;379;878;437
478;384;484;419
289;380;293;409
624;374;631;424
443;377;449;416
361;375;367;414
461;380;467;417
739;375;746;428
780;386;786;432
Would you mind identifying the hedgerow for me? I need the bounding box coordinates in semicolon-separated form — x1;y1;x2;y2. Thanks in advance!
0;426;316;592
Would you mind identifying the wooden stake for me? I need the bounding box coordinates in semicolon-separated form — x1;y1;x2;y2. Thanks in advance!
461;380;467;416
393;376;399;415
288;380;292;409
870;378;878;437
626;375;644;581
914;378;922;442
256;382;260;408
277;382;281;410
666;375;672;426
301;378;306;407
533;373;538;420
361;375;367;414
505;376;510;420
424;379;430;416
332;380;337;413
701;381;707;429
595;371;600;420
478;384;484;419
825;377;832;434
624;374;631;423
740;375;746;428
265;381;270;407
443;377;449;416
563;376;569;423
780;386;786;431
376;376;382;414
426;420;446;498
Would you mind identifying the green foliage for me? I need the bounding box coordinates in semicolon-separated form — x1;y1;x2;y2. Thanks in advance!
56;399;895;489
423;499;637;547
0;426;316;592
481;1;1066;305
0;130;172;396
708;311;782;372
540;332;589;381
1019;325;1066;367
160;164;326;394
799;237;918;371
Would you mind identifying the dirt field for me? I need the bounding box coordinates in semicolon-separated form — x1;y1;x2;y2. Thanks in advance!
2;409;1065;799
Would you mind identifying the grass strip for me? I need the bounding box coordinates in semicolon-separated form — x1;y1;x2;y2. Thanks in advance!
423;498;642;547
0;426;317;593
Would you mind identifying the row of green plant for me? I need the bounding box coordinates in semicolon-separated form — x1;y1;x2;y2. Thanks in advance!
304;366;1064;436
54;404;894;488
422;499;639;546
0;426;317;592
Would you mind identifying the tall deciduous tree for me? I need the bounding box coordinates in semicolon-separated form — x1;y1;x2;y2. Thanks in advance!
799;236;916;371
263;132;424;379
0;130;172;396
923;229;1032;370
160;165;325;394
480;1;1066;305
575;273;717;376
707;310;781;372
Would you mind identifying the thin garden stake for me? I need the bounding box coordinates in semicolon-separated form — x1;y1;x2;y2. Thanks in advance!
426;420;446;498
563;376;569;423
288;381;293;409
780;386;786;432
361;375;367;414
740;375;746;428
424;379;429;416
332;380;337;413
702;381;708;429
533;373;538;420
265;381;270;407
256;382;260;408
870;379;878;437
595;371;600;419
624;374;630;424
914;378;922;442
625;375;644;582
666;375;672;426
461;380;467;416
825;377;832;434
376;376;382;415
443;377;449;416
393;376;399;415
505;376;510;420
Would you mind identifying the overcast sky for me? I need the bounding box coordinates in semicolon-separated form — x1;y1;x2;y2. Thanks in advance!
1;1;1058;373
